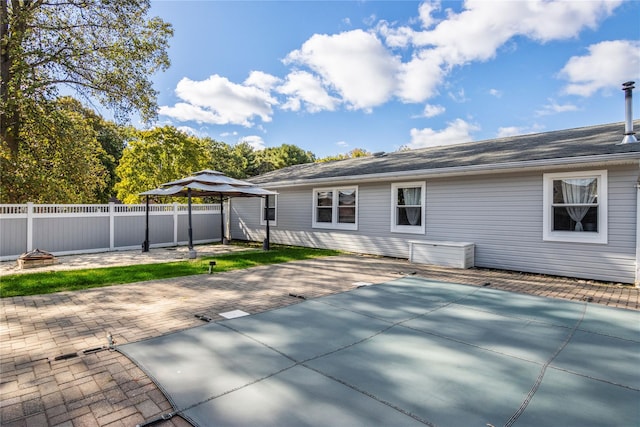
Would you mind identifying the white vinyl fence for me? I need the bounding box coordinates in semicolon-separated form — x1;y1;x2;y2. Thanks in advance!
0;203;221;261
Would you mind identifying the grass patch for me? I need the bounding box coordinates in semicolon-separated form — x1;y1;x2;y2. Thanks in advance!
0;246;341;298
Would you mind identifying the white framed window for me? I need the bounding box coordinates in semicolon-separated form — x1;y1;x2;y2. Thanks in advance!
391;182;426;234
543;170;607;244
312;186;358;230
260;195;277;226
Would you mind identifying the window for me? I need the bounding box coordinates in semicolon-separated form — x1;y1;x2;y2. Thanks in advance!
543;170;607;244
260;195;277;226
391;182;426;234
312;187;358;230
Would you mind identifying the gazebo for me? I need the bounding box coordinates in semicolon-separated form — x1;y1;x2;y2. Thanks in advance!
140;170;277;256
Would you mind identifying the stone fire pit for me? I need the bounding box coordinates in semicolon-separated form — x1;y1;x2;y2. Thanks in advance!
17;249;57;269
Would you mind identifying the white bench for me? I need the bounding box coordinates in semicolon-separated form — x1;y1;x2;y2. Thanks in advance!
408;240;475;269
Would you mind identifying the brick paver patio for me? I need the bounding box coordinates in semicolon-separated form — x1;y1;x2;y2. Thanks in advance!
1;254;638;426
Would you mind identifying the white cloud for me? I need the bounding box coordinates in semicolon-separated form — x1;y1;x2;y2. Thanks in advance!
536;99;579;116
560;40;640;96
159;75;277;127
278;70;340;113
284;30;400;110
379;1;621;106
413;0;620;65
238;135;266;151
408;118;479;149
417;1;440;29
336;140;348;147
496;124;544;138
159;1;627;131
377;21;416;48
489;88;502;98
448;88;467;103
396;50;445;102
244;71;281;91
496;126;523;138
419;104;445;118
176;126;200;136
158;102;221;124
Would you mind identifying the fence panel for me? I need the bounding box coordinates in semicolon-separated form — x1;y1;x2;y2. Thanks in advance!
0;203;222;260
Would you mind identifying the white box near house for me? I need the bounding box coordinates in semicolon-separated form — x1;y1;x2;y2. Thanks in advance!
408;240;475;269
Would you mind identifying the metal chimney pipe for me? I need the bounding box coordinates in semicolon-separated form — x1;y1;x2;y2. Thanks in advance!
621;81;638;144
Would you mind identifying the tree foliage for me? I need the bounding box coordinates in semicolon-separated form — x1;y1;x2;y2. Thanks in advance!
114;126;212;204
57;97;129;202
0;97;108;203
1;0;173;155
114;129;322;203
317;148;371;163
254;144;316;175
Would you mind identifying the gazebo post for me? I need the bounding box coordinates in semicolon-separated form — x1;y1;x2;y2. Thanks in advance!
188;188;196;258
263;195;270;251
219;193;228;245
143;195;150;252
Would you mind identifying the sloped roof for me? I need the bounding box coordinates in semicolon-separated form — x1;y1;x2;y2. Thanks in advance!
141;170;277;198
250;121;640;186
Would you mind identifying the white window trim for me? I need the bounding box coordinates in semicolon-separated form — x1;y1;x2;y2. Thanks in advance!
260;195;277;226
312;186;358;230
543;170;608;244
391;181;426;234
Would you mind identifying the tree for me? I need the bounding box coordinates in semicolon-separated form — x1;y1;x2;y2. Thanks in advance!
317;148;371;163
232;141;259;178
114;126;212;204
209;139;248;179
58;97;129;202
1;0;172;155
254;144;316;175
0;97;108;203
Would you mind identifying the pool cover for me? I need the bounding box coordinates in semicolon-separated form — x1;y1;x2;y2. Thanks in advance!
118;277;640;427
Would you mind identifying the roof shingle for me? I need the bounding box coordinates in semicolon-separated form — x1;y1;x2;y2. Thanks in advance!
250;121;640;185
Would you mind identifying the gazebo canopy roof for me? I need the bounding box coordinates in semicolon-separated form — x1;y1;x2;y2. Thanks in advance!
140;170;277;198
162;170;256;187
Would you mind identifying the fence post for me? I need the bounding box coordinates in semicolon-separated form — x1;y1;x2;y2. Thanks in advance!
173;202;178;245
109;202;115;251
26;202;34;252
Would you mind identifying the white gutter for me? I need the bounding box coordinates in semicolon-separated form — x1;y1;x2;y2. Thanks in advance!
257;152;640;188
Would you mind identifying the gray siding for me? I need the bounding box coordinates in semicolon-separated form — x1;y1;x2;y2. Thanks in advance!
231;164;637;284
425;167;636;283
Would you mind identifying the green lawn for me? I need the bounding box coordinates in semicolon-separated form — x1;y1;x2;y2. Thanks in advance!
0;246;341;298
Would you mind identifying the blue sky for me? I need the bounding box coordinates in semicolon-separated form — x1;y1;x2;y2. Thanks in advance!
148;0;640;158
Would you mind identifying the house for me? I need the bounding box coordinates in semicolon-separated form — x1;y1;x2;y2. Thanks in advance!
229;120;640;285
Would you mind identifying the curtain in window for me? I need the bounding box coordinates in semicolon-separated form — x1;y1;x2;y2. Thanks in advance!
561;178;597;231
402;187;421;226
